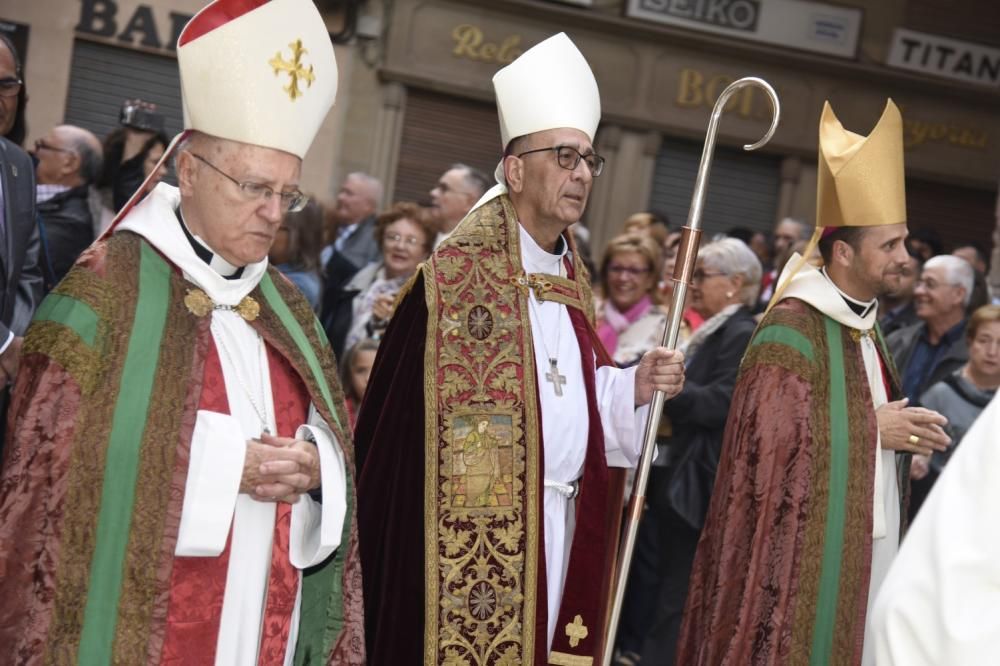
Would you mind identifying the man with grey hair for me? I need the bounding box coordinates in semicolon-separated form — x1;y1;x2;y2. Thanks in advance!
429;163;490;246
0;0;364;660
888;254;974;404
32;124;103;288
320;171;382;338
758;217;809;307
887;253;972;519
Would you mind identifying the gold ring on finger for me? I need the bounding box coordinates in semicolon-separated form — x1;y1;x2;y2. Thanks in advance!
908;434;920;445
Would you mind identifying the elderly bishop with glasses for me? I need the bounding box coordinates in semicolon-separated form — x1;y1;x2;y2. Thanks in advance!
0;0;365;663
356;33;685;666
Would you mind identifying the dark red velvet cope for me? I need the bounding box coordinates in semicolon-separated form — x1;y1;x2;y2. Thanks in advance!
356;269;623;665
159;341;306;664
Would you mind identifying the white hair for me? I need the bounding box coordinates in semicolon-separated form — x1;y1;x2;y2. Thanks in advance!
924;254;974;306
699;237;763;307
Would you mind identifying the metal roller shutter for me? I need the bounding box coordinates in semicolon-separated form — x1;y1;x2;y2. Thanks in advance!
393;88;500;204
906;177;997;252
64;39;183;142
648;138;781;237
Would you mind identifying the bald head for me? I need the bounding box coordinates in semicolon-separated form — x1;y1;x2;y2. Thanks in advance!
35;125;103;187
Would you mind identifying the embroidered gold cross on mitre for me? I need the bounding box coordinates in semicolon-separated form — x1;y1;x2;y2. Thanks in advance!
184;288;260;322
269;39;315;101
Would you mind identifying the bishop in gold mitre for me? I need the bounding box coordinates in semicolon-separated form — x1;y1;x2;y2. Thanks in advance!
677;98;950;666
0;0;367;662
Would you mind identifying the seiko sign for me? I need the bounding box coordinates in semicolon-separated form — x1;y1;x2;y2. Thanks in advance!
626;0;860;59
635;0;761;32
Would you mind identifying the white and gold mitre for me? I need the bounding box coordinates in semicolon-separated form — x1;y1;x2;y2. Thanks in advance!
493;32;601;150
177;0;338;159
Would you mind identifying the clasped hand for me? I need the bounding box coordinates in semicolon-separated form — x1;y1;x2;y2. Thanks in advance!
240;433;320;504
876;398;951;458
634;347;685;407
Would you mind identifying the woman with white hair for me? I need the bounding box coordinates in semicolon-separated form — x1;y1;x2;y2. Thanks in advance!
614;237;761;666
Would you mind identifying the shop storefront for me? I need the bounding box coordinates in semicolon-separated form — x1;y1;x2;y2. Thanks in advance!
373;0;999;251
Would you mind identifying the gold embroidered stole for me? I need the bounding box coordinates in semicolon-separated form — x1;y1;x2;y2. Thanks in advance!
422;195;594;664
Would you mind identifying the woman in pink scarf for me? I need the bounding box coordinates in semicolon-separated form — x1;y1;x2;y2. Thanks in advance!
596;233;670;366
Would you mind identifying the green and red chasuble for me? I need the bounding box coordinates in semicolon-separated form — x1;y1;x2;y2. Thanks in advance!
0;232;364;664
677;295;907;665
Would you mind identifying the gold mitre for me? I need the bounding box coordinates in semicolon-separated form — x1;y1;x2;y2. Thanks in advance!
765;99;906;313
816;99;906;229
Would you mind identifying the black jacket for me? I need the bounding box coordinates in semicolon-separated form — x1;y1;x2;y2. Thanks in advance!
887;319;969;403
37;184;95;290
0;138;42;340
656;306;758;531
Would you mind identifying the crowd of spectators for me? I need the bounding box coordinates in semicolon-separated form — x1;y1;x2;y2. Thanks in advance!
2;34;1000;661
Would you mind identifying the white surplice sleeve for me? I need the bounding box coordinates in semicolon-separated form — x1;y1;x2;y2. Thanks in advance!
596;365;652;468
871;396;1000;666
289;404;347;569
175;410;246;556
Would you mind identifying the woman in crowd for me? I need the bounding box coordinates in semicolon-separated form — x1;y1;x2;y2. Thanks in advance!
615;238;761;666
100;123;169;212
910;304;1000;511
341;337;380;433
270;197;324;310
596;233;667;366
327;201;434;359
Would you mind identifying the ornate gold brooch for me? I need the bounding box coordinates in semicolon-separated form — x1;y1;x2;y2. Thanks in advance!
849;328;873;343
184;288;260;322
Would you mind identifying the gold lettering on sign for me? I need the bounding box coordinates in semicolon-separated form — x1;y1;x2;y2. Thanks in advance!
902;118;988;150
676;68;771;121
452;24;523;65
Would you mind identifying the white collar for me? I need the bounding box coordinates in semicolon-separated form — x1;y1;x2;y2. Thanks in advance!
115;183;268;306
776;253;878;331
519;223;567;275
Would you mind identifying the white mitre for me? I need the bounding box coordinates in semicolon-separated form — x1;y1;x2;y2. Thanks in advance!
490;32;601;185
177;0;338;159
107;0;338;233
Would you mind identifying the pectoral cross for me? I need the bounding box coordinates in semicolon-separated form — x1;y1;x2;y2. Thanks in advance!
269;39;316;100
545;358;566;397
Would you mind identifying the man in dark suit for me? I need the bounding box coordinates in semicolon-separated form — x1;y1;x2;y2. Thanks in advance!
0;135;43;458
320;171;382;354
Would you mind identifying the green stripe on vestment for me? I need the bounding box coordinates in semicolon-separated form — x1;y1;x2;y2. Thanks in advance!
33;292;100;347
810;317;850;664
259;273;351;662
260;274;339;429
78;242;171;662
751;323;815;360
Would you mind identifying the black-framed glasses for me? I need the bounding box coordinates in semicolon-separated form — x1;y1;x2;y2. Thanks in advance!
34;139;73;155
0;77;21;98
691;270;727;284
517;145;605;177
190;153;307;213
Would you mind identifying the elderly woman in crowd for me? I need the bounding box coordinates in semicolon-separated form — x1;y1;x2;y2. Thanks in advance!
269;197;324;310
909;304;1000;513
615;238;761;666
596;233;668;366
327;201;434;359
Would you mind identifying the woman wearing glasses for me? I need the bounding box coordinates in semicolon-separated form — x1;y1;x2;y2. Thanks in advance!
615;237;761;666
596;233;668;367
334;201;435;356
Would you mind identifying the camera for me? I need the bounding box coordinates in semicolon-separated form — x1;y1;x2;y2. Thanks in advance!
120;101;165;132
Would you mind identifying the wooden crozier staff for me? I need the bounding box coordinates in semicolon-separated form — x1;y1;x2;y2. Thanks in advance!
601;77;781;666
